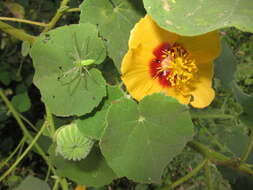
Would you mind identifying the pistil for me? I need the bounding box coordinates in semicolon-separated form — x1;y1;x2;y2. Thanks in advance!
150;43;198;89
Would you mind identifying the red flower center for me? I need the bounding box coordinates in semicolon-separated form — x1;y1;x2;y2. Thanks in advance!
150;43;198;88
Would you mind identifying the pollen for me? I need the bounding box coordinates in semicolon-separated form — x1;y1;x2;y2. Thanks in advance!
150;43;198;89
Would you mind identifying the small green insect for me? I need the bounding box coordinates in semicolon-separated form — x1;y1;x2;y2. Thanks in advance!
78;59;95;67
57;33;99;94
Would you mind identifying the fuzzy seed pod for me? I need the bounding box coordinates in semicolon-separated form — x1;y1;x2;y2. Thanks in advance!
55;123;94;161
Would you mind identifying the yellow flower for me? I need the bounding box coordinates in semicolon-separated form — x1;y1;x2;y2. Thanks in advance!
121;15;221;108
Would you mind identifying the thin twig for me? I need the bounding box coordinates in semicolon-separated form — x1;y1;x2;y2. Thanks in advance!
0;17;47;27
45;165;51;182
18;112;38;132
161;159;208;190
0;89;58;176
0;121;47;182
0;89;66;186
0;137;26;170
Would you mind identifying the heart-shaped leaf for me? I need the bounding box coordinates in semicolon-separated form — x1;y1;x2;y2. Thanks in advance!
100;93;194;183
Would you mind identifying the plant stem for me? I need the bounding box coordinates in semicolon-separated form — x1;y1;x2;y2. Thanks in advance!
0;21;36;43
16;137;26;158
45;165;51;182
241;129;253;162
190;113;234;119
0;89;67;188
60;178;69;190
204;161;214;190
53;178;60;190
188;140;253;176
0;89;38;149
0;137;26;170
66;8;81;12
0;89;57;175
0;121;47;182
0;17;47;27
45;105;56;137
162;159;208;190
18;112;38;132
42;0;70;32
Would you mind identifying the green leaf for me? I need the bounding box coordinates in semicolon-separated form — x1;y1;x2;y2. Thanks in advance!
77;85;124;140
30;24;107;116
100;93;194;183
0;70;12;86
224;128;249;158
214;40;237;88
143;0;253;36
21;41;31;57
240;114;253;129
14;176;50;190
6;175;22;189
218;166;253;190
0;104;8;122
232;82;253;127
11;92;31;113
232;82;253;117
50;145;117;188
199;124;249;158
3;2;25;19
135;184;149;190
15;83;28;94
79;0;145;70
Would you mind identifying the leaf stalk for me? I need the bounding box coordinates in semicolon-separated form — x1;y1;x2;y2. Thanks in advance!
188;140;253;176
0;17;47;27
42;0;70;32
0;21;36;43
162;159;208;190
66;8;81;12
204;161;214;190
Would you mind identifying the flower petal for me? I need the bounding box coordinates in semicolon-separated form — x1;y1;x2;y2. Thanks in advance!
177;31;221;63
121;45;163;101
129;15;178;49
164;88;191;105
189;62;215;108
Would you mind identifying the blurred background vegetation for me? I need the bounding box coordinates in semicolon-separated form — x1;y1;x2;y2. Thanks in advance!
0;0;253;189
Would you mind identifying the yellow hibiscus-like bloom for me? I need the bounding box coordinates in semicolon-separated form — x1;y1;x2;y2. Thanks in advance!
121;15;221;108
